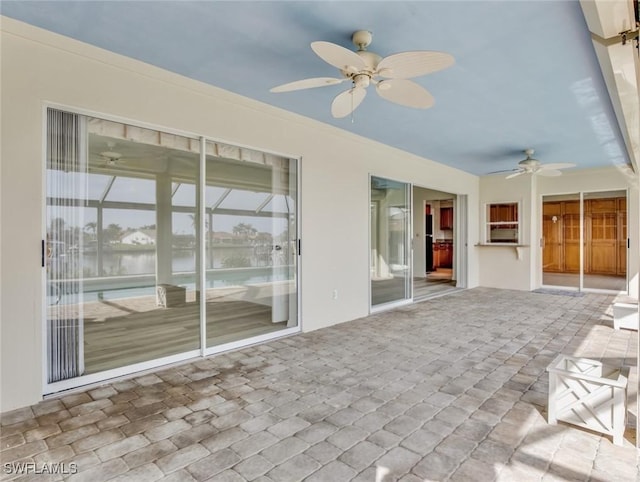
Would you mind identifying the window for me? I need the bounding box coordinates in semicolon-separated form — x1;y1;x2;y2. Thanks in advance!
485;202;519;244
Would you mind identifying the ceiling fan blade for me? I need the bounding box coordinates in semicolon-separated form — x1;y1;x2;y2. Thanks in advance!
377;51;455;79
331;87;367;118
376;79;434;108
311;41;367;72
539;162;576;170
270;77;345;93
537;169;562;177
505;170;525;179
486;169;518;175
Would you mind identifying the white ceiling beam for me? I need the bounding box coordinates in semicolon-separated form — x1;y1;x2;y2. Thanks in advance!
580;0;639;172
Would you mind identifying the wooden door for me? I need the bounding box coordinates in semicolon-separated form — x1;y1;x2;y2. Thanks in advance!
588;212;616;274
543;197;626;277
543;202;562;272
543;215;563;271
617;198;627;276
563;214;581;273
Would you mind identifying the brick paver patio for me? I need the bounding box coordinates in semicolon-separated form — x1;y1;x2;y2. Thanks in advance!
1;288;638;481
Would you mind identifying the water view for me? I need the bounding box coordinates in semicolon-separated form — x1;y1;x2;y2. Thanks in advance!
48;245;294;305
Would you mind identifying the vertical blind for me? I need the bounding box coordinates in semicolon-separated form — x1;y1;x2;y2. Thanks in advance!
46;108;86;382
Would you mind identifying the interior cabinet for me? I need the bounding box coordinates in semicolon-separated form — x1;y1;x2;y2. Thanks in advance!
434;242;453;268
441;243;453;268
433;245;440;269
440;207;453;230
489;203;517;222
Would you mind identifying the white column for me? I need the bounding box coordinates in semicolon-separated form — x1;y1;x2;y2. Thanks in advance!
156;173;173;285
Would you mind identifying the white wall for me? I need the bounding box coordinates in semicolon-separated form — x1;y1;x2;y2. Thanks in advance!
0;18;480;412
478;174;534;290
4;17;634;414
479;166;638;293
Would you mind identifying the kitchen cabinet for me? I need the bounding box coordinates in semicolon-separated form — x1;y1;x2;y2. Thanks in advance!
440;207;453;230
489;203;518;222
441;242;453;268
434;241;453;268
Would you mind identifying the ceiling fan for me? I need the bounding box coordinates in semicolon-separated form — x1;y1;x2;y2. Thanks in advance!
97;150;123;167
270;30;454;118
501;149;576;179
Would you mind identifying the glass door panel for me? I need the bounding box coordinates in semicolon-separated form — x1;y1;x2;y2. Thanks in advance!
371;176;411;307
542;194;580;289
583;191;627;291
46;109;201;381
205;142;298;348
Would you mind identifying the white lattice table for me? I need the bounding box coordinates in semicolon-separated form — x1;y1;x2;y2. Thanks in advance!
547;355;629;446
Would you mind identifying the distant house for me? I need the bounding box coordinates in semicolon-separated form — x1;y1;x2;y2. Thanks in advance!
121;229;156;245
256;232;273;243
210;231;234;244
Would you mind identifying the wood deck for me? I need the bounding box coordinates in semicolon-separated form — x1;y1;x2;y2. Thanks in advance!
50;289;287;374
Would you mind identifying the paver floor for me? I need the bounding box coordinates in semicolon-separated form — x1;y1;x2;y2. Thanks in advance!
1;288;639;481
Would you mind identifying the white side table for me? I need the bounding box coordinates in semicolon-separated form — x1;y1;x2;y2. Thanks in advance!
613;302;639;331
547;355;628;446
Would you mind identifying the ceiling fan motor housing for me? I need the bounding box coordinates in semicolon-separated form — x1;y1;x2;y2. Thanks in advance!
341;50;381;80
352;30;373;49
519;158;540;171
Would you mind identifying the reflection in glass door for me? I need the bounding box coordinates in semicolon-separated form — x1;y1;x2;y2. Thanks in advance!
46;109;201;384
45;108;300;393
204;143;298;349
542;194;580;289
370;176;412;307
583;191;627;291
542;191;628;293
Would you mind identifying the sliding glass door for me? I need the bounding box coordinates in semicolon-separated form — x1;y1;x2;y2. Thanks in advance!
45;108;298;391
46;110;202;382
542;194;580;289
370;176;412;308
542;191;627;292
583;191;627;291
204;142;298;350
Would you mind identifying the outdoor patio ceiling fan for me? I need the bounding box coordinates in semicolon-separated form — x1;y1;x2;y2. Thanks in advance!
497;149;576;179
270;30;455;118
98;150;123;167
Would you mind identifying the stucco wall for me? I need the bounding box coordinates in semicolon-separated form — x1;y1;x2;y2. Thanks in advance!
479;166;638;291
3;17;635;413
477;174;535;290
0;18;480;412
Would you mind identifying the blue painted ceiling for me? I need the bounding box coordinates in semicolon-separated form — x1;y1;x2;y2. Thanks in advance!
1;1;631;175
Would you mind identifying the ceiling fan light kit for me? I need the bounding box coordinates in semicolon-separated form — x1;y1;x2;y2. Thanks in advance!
270;30;454;118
